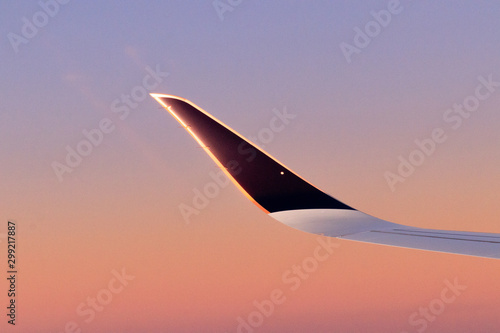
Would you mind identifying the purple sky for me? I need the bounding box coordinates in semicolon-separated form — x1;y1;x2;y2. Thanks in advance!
1;1;500;332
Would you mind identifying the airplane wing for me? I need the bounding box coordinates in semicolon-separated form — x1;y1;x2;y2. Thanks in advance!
151;94;500;260
269;209;500;259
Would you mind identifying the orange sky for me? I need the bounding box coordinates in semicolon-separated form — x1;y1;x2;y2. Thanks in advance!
2;1;500;332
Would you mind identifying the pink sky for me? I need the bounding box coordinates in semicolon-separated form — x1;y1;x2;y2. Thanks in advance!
1;1;500;332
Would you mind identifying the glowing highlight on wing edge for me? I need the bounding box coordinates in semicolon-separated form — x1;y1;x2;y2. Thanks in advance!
150;93;337;208
150;93;269;213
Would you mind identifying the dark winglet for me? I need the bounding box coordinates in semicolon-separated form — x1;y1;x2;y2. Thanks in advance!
151;94;354;213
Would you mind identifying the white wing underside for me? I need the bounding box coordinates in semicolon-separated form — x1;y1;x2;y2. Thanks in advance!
270;209;500;260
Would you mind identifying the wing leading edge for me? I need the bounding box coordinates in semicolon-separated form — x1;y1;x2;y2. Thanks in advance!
152;94;500;260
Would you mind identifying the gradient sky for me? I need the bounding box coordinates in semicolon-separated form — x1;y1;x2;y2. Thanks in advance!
1;1;500;332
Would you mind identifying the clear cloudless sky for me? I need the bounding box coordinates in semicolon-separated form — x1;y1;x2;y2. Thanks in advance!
1;1;500;332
